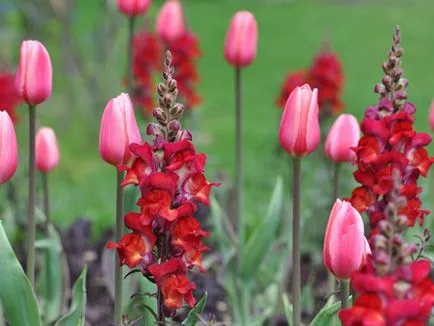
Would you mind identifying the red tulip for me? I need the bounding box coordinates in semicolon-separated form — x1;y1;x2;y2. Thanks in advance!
0;111;18;184
279;84;320;157
156;0;185;43
117;0;151;16
323;199;370;280
15;40;52;106
429;100;434;131
35;127;59;173
325;114;360;163
224;11;258;68
99;93;142;166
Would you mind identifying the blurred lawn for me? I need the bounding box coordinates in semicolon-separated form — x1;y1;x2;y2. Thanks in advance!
3;0;434;235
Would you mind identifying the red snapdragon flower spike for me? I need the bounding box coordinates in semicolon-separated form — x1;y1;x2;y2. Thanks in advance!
15;40;52;106
278;84;320;157
341;28;434;325
110;52;215;315
0;111;18;184
0;72;21;122
35;127;59;173
325;114;360;163
323;199;370;279
308;49;344;114
156;0;185;43
117;0;151;16
107;232;154;268
99;93;142;166
148;258;196;309
224;11;258;68
275;70;307;109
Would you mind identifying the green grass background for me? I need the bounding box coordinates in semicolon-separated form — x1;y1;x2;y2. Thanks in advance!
2;0;434;235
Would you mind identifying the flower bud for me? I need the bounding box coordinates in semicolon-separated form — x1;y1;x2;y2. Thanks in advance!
323;199;371;279
116;0;151;16
15;40;52;106
35;127;59;173
0;111;18;184
325;114;360;163
279;84;320;157
99;93;142;166
156;0;185;43
224;11;258;68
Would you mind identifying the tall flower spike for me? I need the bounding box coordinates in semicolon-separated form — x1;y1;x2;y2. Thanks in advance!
340;27;434;326
109;50;216;319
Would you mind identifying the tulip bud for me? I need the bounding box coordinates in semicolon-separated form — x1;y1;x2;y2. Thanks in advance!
116;0;151;16
278;84;320;157
156;0;185;43
15;40;52;106
224;11;258;68
325;114;360;163
99;93;142;166
323;199;371;279
0;111;18;184
35;127;59;173
429;100;434;131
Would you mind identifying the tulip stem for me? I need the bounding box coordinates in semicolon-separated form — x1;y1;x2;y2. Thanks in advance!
340;279;350;309
292;157;301;326
127;16;136;95
114;170;124;324
235;67;243;254
327;163;341;297
42;173;50;232
26;104;36;286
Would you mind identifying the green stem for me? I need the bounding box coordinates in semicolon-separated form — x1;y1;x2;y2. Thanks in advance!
327;163;341;297
42;173;50;235
127;16;136;95
340;279;350;309
292;157;301;326
26;104;36;286
235;67;243;256
114;170;124;324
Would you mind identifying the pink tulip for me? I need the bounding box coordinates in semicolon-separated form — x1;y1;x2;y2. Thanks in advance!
15;40;52;106
429;100;434;131
0;111;18;184
156;0;185;43
99;93;142;166
224;11;258;68
35;127;59;173
323;199;370;280
325;114;360;163
117;0;151;16
279;84;320;157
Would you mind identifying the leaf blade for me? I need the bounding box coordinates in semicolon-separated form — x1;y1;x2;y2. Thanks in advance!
0;221;41;326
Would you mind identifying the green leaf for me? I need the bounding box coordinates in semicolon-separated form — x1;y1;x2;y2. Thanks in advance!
282;294;293;326
0;221;42;326
310;299;342;326
182;293;208;326
125;275;157;325
37;224;69;324
240;177;284;279
55;266;87;326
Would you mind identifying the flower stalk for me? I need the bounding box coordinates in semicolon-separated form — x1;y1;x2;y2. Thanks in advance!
114;170;125;324
26;104;36;286
292;157;301;326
